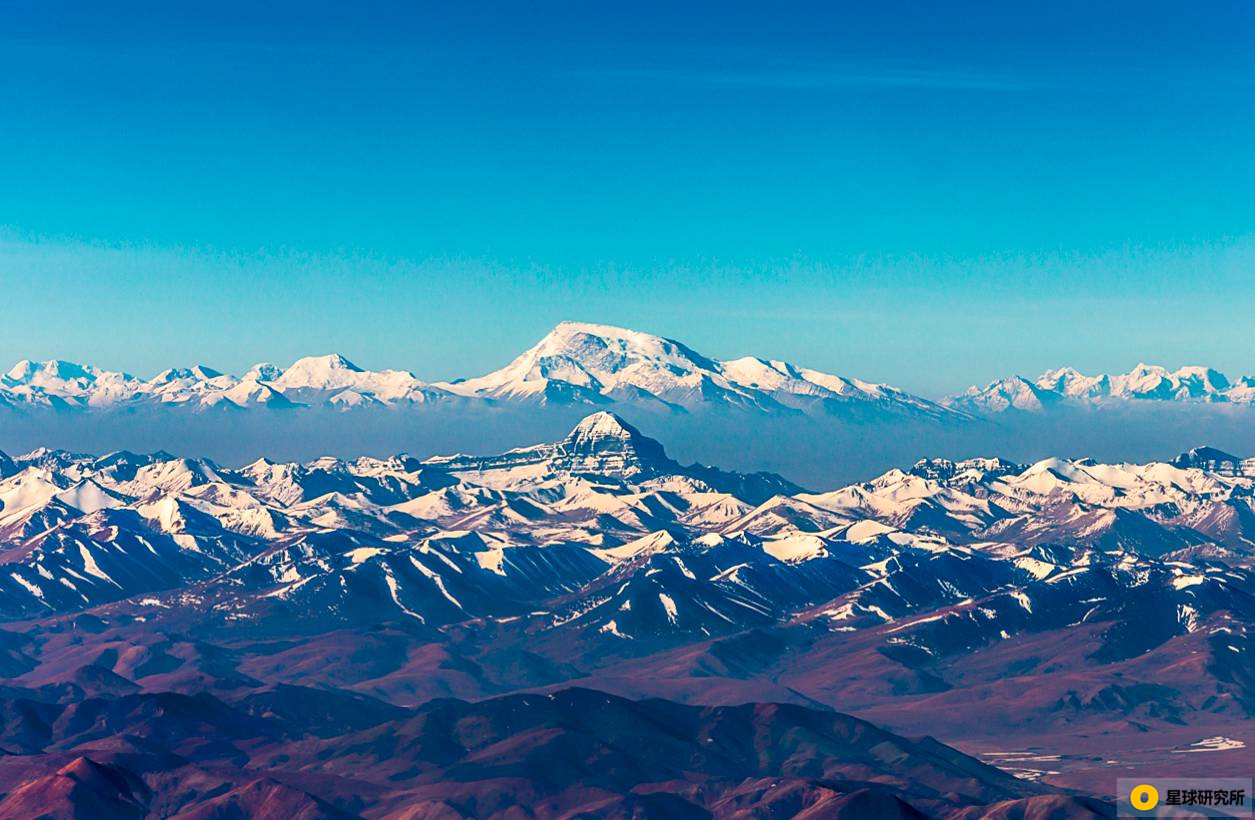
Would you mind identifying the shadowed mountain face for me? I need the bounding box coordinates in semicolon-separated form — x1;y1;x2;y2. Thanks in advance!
0;414;1252;813
424;410;802;502
0;687;1112;818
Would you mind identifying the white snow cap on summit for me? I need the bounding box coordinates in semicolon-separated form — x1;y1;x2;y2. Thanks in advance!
439;321;956;418
952;362;1255;412
27;322;1255;418
4;359;105;386
272;354;365;389
568;410;637;438
0;322;959;418
443;321;715;398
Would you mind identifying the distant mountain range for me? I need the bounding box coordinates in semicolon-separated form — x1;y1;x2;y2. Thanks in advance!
0;321;957;419
947;363;1255;413
12;322;1255;502
438;321;958;418
5;324;1254;424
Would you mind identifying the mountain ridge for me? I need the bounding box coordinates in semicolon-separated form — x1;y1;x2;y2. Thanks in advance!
0;322;961;419
948;362;1255;412
5;326;1255;422
423;410;803;502
0;686;1105;819
0;415;1251;803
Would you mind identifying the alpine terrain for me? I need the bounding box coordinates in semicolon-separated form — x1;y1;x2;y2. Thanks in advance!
0;411;1252;815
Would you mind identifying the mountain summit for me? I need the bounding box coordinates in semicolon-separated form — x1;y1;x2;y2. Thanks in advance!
441;321;958;418
272;354;365;389
424;411;802;501
561;411;670;462
443;321;720;405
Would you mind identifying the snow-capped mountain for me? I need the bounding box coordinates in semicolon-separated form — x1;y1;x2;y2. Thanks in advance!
1172;445;1255;476
0;413;801;618
799;451;1255;556
0;412;1251;640
1;413;1253;801
0;323;956;420
0;353;446;411
949;363;1255;413
425;411;800;503
440;321;959;417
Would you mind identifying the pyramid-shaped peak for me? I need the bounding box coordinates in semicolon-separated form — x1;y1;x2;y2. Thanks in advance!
566;411;639;440
561;412;671;465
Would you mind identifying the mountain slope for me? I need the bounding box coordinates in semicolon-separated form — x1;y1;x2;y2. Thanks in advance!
423;410;803;502
440;321;961;418
0;422;1252;802
0;322;958;422
0;688;1100;819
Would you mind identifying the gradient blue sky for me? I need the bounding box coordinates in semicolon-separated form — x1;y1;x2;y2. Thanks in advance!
2;0;1254;396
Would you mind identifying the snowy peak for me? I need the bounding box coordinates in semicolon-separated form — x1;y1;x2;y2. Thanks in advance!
1038;362;1239;401
951;362;1255;413
149;365;225;385
423;411;799;501
442;321;718;403
4;358;103;385
563;411;656;452
425;411;678;482
558;412;674;473
0;353;438;411
945;376;1060;413
272;354;366;389
0;325;953;420
1034;367;1110;398
542;321;716;370
17;332;1255;422
442;321;957;419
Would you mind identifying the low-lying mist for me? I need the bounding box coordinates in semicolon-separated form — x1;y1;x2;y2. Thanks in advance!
2;404;1254;490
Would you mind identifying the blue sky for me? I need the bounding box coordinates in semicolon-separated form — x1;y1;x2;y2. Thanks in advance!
2;0;1254;395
